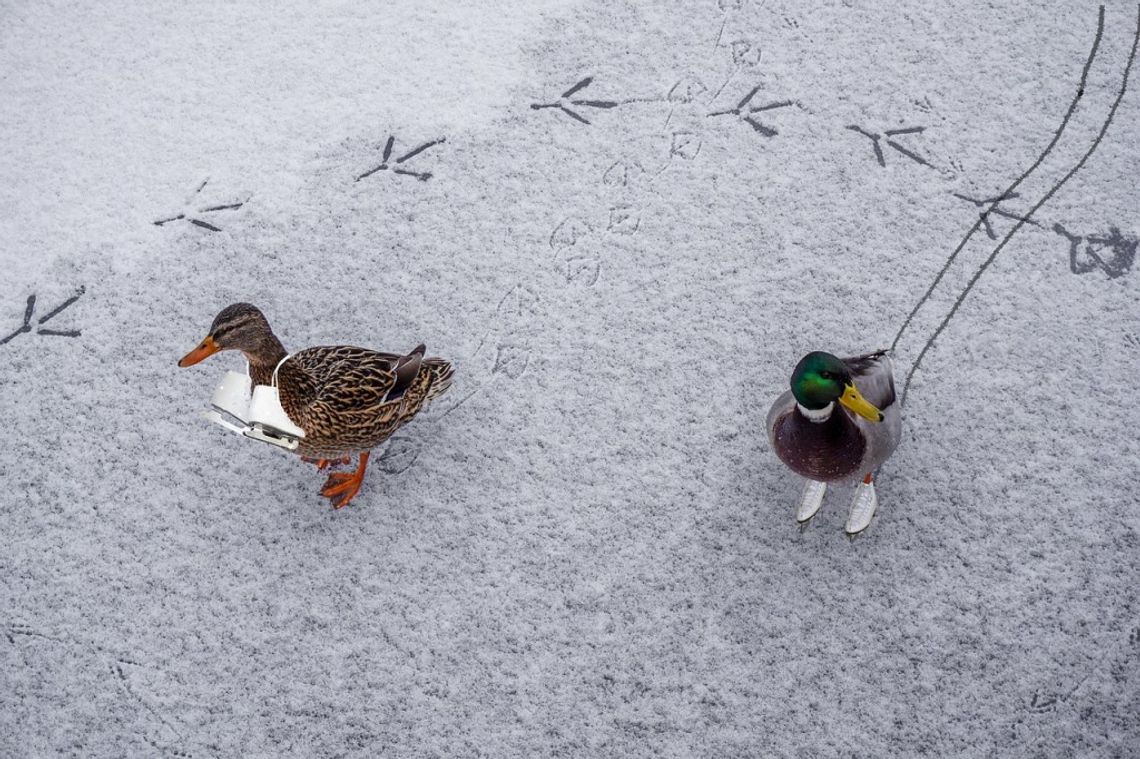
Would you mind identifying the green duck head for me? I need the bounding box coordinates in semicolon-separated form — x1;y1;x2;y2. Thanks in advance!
790;351;883;422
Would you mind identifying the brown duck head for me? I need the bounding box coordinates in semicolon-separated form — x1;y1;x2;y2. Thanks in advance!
178;303;287;372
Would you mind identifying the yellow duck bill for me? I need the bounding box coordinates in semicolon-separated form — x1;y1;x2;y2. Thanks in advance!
838;383;883;422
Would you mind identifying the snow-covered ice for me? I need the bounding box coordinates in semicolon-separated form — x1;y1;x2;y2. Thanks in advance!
2;1;1139;756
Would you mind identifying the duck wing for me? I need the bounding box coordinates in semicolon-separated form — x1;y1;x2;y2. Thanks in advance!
386;344;426;403
290;345;401;413
842;349;897;410
843;349;902;476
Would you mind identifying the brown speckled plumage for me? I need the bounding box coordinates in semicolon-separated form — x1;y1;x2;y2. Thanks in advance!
179;303;453;507
276;344;454;458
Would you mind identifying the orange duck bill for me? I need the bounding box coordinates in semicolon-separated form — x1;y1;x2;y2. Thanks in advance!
178;335;222;367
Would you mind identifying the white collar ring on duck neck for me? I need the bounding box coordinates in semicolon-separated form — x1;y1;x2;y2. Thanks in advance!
797;402;834;423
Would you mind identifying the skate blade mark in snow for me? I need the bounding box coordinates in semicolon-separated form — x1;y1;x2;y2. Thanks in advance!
893;5;1140;403
952;192;1041;240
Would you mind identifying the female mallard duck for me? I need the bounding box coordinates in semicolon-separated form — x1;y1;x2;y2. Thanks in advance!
178;303;453;508
766;350;901;534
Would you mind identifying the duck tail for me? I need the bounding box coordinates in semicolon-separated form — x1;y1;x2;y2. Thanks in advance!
423;357;455;401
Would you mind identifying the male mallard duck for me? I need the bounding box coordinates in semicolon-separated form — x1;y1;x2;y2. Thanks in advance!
766;350;901;534
178;303;453;508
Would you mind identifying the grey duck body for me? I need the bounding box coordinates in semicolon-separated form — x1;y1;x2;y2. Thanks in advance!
766;350;902;482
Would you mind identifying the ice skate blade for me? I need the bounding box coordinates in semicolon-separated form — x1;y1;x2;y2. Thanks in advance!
202;409;246;435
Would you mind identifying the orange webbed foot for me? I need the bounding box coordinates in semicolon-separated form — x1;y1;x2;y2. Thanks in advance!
319;452;371;509
303;455;352;471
